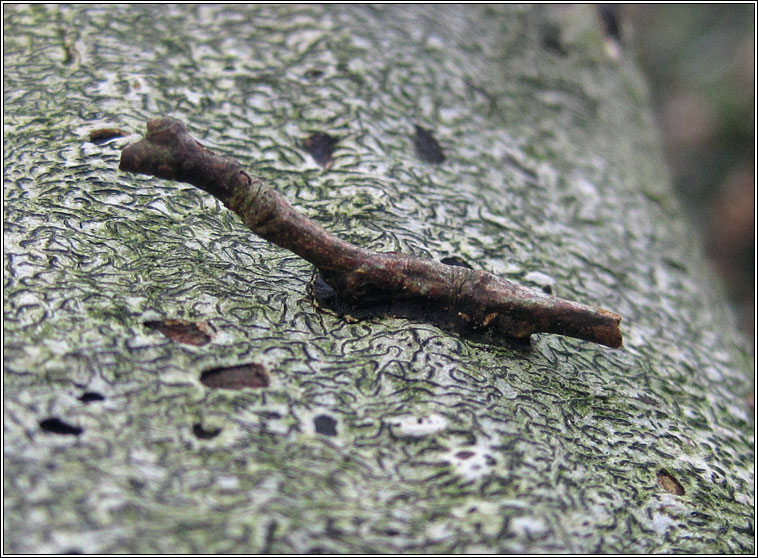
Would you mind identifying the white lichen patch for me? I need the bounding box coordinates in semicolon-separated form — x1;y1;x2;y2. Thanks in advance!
442;444;496;481
571;176;603;221
649;510;677;536
621;322;655;353
524;270;556;292
734;491;753;506
41;338;72;356
215;475;240;491
510;515;548;539
387;413;448;438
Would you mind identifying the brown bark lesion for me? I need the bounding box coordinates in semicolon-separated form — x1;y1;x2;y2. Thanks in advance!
119;117;622;348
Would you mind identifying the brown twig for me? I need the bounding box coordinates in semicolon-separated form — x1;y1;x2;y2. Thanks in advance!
119;117;622;348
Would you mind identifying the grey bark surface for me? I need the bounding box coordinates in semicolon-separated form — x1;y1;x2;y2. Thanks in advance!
3;4;753;554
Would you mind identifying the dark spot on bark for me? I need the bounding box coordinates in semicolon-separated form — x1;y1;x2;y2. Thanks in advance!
129;477;146;491
304;68;324;80
541;284;553;295
540;23;567;56
192;423;222;439
383;528;400;536
598;4;622;42
78;391;105;403
657;468;685;495
58;28;79;66
455;450;475;459
200;363;270;390
441;256;473;269
325;518;344;536
413;125;445;164
262;520;278;554
144;319;212;346
636;394;659;406
39;417;83;436
314;414;338;436
303;132;339;168
663;257;687;272
89;128;129;144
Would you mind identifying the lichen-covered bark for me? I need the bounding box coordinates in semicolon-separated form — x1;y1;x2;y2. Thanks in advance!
3;4;753;554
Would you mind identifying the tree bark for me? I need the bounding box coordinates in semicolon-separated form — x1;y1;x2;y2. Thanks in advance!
3;4;753;553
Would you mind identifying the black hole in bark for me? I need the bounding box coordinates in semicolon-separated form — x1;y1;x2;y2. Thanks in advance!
440;256;473;269
314;414;338;436
129;477;146;491
304;68;324;80
193;423;222;439
89;128;128;144
304;132;339;168
144;319;212;346
39;417;83;436
657;468;685;495
413;124;445;164
598;4;622;42
200;363;270;390
455;450;475;459
540;23;567;56
78;391;105;403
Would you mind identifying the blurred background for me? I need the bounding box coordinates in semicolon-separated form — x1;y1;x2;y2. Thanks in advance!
627;4;754;348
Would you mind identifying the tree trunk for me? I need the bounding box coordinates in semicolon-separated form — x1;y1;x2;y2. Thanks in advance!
3;4;753;553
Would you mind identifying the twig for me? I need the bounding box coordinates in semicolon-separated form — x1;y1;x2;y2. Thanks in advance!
119;117;622;348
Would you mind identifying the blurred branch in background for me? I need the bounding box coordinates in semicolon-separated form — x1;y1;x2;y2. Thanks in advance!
627;4;755;346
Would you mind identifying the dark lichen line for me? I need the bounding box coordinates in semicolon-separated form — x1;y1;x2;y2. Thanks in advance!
119;117;622;348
